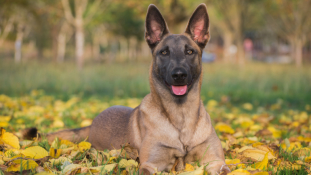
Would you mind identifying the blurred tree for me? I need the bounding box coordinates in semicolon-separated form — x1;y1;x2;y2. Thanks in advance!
61;0;107;69
264;0;311;67
0;12;14;48
206;0;262;64
0;0;35;62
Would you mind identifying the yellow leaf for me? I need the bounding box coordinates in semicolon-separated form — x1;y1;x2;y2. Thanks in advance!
226;159;240;164
253;172;269;175
0;129;20;149
0;122;9;127
280;141;301;152
62;164;82;174
118;159;138;168
49;147;62;158
89;163;117;173
7;159;38;172
252;152;269;170
80;119;92;127
22;146;48;159
253;145;274;156
108;156;117;163
228;169;251;175
242;149;275;161
215;123;235;134
34;172;55;175
20;140;34;148
237;146;256;153
49;157;72;165
60;139;74;147
252;142;263;147
52;119;64;128
178;166;204;175
184;163;195;171
0;116;11;122
4;149;21;157
78;141;91;152
267;127;282;138
243;103;253;110
293;147;311;157
305;157;311;163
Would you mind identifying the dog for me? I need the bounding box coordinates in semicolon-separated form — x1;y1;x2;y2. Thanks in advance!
23;4;230;175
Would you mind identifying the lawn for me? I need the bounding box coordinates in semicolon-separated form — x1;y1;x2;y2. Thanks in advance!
0;60;311;174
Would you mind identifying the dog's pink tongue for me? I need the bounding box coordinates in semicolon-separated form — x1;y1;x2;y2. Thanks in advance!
171;85;187;95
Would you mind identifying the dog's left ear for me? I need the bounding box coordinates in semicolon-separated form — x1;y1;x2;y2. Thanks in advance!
185;4;210;49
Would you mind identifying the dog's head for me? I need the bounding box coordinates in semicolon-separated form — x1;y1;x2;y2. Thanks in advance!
145;4;210;97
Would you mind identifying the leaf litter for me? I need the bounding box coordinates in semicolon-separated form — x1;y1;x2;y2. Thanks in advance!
0;92;311;174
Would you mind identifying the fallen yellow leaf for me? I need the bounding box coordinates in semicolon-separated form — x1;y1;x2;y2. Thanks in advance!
252;152;269;170
80;119;93;127
0;128;20;149
228;169;251;175
21;146;48;159
78;141;91;152
225;159;240;164
184;163;194;171
49;147;62;158
6;159;38;172
118;159;138;168
215;123;235;134
178;165;204;175
242;149;275;161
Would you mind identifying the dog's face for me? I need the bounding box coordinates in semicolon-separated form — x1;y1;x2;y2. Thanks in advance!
145;4;210;97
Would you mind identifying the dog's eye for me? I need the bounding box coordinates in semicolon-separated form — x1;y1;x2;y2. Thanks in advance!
186;50;193;55
161;50;168;55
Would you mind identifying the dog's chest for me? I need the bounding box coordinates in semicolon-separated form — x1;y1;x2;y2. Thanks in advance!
167;109;207;153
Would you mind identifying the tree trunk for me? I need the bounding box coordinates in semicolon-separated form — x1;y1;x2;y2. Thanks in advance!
119;38;128;62
57;25;67;63
92;33;100;61
51;25;58;62
236;37;245;65
75;23;84;70
0;17;14;47
129;37;137;61
14;24;24;63
295;39;303;67
223;32;233;63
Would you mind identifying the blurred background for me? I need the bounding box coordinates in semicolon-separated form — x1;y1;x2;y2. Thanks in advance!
0;0;311;110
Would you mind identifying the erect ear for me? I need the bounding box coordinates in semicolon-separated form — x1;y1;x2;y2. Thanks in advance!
185;4;210;49
145;4;170;50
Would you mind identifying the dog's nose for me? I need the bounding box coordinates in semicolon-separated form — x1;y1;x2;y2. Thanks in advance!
171;68;187;81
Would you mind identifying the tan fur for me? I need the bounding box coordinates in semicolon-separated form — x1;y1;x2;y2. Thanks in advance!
29;4;230;175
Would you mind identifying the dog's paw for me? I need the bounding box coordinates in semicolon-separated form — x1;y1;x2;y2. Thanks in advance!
139;162;157;175
219;164;231;175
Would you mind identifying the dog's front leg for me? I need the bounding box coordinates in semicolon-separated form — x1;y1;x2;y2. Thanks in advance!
185;132;230;175
138;138;184;174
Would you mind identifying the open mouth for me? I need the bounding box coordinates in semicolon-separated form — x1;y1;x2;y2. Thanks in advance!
171;85;187;95
164;79;193;96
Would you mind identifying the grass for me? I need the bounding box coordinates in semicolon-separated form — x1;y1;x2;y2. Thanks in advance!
0;60;310;110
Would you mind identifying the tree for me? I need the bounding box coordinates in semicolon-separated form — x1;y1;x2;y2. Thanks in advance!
264;0;311;67
0;0;34;62
206;0;262;64
61;0;105;69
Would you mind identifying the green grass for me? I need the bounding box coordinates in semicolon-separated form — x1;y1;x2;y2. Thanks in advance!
0;60;310;109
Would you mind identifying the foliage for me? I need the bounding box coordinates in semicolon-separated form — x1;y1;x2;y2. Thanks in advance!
0;90;311;174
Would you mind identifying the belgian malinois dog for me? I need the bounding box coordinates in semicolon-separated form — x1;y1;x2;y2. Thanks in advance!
24;4;230;175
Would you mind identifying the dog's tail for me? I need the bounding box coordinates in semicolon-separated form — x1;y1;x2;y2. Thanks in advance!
22;127;90;143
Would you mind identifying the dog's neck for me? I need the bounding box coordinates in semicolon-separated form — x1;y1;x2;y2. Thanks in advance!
149;66;202;130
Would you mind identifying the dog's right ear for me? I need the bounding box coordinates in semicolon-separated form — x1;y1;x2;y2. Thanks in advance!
145;4;170;50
